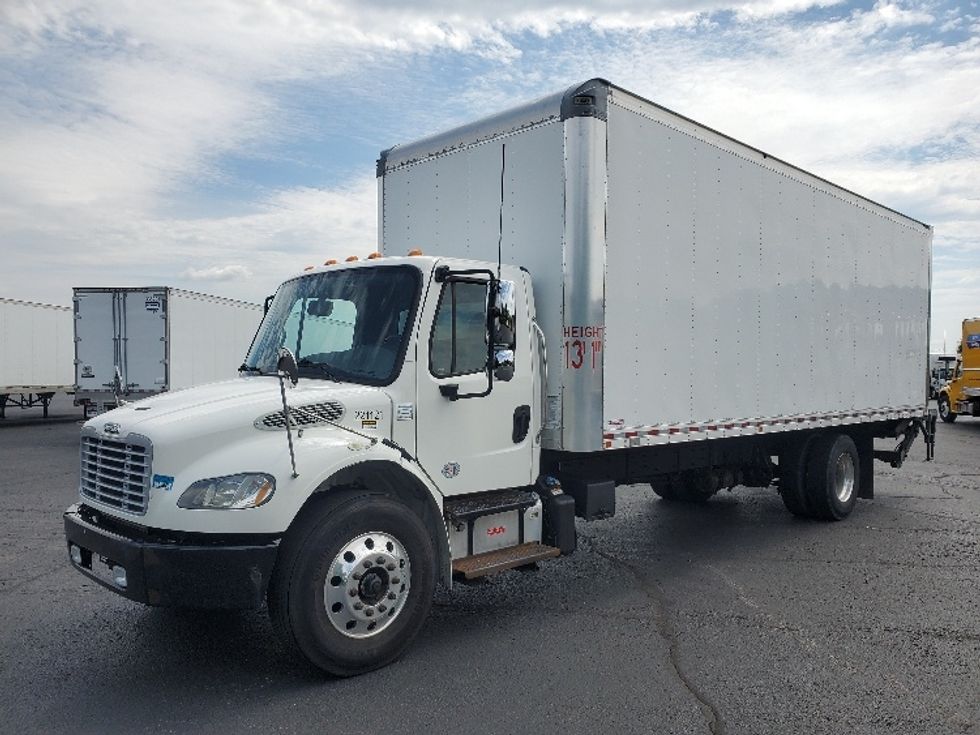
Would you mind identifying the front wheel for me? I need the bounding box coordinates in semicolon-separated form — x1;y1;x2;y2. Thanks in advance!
938;394;957;423
268;493;436;676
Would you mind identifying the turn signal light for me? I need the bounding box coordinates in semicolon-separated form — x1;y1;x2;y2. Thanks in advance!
366;252;382;260
345;255;359;262
408;248;423;256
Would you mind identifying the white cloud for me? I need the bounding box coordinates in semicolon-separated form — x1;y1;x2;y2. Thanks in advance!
1;0;977;353
182;264;253;281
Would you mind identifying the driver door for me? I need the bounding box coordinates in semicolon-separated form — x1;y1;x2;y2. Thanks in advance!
414;266;534;496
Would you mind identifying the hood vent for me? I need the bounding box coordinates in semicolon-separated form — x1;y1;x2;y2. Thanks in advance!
256;400;345;430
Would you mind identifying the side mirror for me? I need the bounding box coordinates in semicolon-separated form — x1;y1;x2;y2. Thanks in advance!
491;280;516;381
277;347;299;386
492;280;516;347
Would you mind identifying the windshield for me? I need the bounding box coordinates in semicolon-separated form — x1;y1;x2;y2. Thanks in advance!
245;265;420;385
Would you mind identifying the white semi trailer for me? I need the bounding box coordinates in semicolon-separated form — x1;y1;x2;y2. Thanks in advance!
64;80;935;676
0;298;74;418
73;287;263;415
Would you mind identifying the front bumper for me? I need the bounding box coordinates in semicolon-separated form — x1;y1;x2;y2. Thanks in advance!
64;503;280;609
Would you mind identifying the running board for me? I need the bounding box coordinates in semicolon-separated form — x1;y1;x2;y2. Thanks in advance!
452;542;560;580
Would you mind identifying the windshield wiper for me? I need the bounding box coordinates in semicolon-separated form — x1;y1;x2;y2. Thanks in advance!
296;358;342;383
239;364;264;375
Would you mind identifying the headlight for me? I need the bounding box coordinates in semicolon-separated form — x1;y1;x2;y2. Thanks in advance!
177;473;275;509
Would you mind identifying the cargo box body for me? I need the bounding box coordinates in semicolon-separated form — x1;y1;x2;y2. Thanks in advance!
73;287;262;405
0;298;74;393
379;79;932;452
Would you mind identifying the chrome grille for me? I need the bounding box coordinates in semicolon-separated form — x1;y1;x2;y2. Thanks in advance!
79;435;151;514
257;401;345;430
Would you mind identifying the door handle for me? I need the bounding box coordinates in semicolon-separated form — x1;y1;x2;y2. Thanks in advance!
513;405;531;443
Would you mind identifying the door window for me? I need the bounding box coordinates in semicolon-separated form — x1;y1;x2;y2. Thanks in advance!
430;282;489;377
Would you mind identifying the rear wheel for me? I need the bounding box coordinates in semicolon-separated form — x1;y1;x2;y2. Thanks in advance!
804;434;859;521
938;394;956;423
779;436;816;517
268;492;435;676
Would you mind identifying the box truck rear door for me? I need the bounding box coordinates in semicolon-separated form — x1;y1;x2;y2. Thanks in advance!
120;290;168;393
75;290;117;394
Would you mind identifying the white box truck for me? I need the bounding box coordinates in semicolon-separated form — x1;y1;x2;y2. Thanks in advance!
64;80;935;676
0;298;74;418
73;287;262;415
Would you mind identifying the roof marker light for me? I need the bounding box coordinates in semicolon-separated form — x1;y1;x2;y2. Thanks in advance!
303;265;315;271
324;259;338;266
345;255;359;262
407;248;423;256
366;252;382;260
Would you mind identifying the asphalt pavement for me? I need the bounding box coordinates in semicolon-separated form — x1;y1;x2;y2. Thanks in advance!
0;412;977;734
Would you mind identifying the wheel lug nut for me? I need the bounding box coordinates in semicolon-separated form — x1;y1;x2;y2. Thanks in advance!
377;604;387;613
353;601;364;610
386;563;396;571
376;556;385;565
391;576;400;584
365;608;374;617
348;589;358;597
362;560;371;568
387;592;396;600
352;571;363;580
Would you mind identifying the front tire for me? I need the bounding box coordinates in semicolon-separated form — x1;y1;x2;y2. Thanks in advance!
938;394;957;423
268;493;436;676
804;434;859;521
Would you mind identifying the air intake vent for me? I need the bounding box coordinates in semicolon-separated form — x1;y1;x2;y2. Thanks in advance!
257;401;345;430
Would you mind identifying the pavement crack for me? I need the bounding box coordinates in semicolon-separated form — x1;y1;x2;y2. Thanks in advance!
580;532;725;735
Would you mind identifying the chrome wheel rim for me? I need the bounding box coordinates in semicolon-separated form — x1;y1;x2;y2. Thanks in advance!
323;532;411;639
835;453;856;504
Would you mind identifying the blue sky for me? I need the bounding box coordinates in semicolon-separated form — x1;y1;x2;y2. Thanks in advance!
1;0;978;352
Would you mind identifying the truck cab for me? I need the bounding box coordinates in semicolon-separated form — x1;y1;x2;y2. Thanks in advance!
938;318;980;422
64;254;565;676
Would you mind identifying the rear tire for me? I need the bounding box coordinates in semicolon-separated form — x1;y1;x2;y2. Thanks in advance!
779;436;816;517
938;394;956;423
268;492;435;676
804;434;859;521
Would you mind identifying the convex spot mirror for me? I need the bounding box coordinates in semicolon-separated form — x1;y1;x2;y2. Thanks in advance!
277;347;299;385
494;349;515;382
491;280;516;381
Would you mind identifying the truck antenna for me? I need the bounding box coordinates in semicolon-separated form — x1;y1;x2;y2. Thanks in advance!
497;143;505;281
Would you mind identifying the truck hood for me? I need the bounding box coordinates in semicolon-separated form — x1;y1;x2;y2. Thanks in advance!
85;377;393;445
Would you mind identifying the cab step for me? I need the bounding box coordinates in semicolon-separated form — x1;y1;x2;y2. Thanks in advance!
444;488;538;523
452;542;560;580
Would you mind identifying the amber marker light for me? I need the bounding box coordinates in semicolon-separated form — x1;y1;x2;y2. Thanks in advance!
324;259;338;266
303;265;315;271
407;248;424;256
366;252;382;259
345;255;359;262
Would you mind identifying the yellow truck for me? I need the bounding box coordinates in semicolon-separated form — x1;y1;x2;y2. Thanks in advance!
938;317;980;422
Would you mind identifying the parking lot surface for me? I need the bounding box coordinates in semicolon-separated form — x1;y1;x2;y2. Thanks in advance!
1;410;977;734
